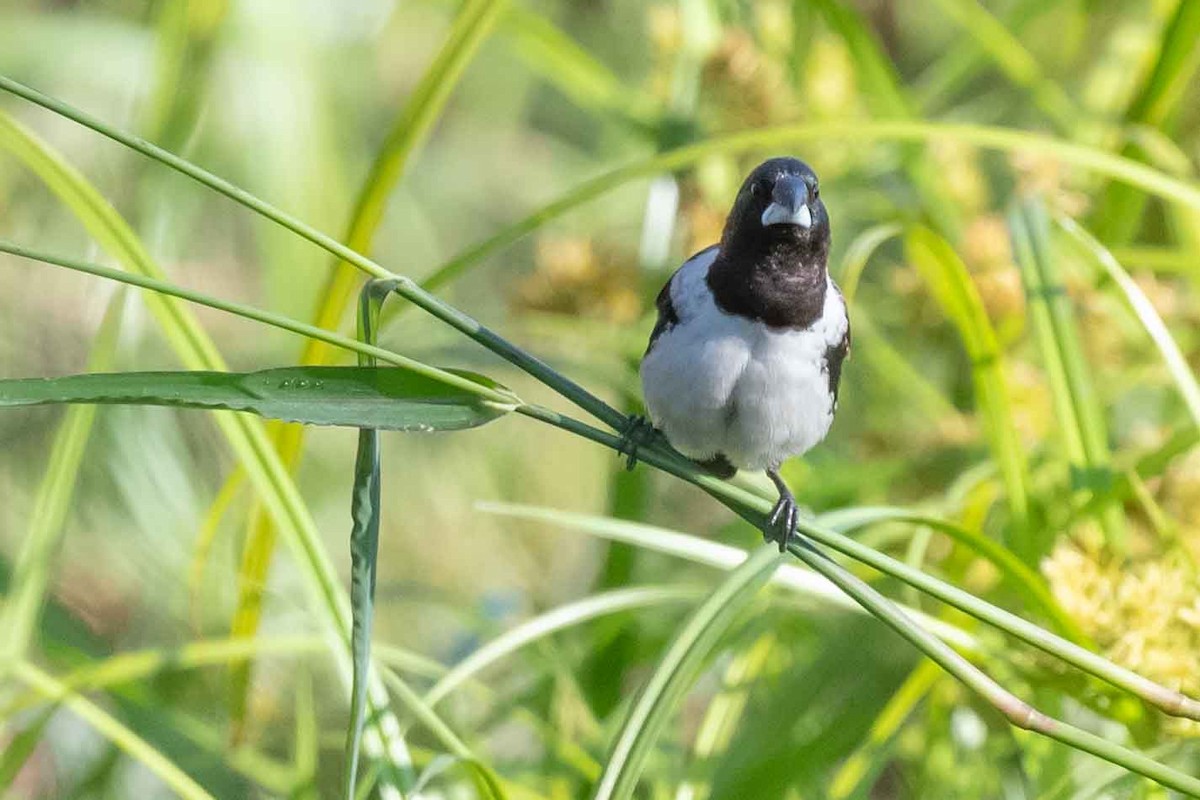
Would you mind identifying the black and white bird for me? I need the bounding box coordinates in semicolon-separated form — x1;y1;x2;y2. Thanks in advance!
637;157;849;551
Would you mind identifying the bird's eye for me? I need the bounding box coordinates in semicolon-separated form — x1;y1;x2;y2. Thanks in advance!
749;182;763;198
812;184;820;199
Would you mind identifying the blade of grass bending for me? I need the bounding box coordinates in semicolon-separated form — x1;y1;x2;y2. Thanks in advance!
422;585;700;709
592;546;781;800
925;0;1076;131
0;114;416;789
816;506;1081;641
904;227;1031;541
838;223;902;304
304;0;507;370
475;502;977;651
828;659;942;798
782;541;1200;798
1090;0;1200;243
14;661;215;800
1009;200;1123;549
811;0;963;240
377;666;509;800
1057;217;1200;429
342;281;389;800
0;290;124;680
512;405;1200;723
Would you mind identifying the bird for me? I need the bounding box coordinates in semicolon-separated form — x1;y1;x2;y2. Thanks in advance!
634;156;849;551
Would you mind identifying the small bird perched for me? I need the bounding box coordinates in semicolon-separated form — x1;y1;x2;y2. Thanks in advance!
637;157;849;551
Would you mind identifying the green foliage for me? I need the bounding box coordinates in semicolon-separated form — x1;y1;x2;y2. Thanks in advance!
3;2;1200;798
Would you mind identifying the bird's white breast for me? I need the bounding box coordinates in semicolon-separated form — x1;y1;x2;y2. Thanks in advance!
640;248;848;471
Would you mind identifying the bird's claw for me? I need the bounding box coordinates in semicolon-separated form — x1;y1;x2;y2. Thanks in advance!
765;495;798;553
618;415;658;471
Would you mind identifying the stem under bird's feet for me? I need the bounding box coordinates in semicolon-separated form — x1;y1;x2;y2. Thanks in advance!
618;415;658;471
765;468;798;552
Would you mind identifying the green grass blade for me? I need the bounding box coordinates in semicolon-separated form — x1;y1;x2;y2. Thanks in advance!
811;0;963;239
0;366;512;431
498;4;657;130
0;115;415;784
1058;217;1200;429
475;502;978;651
904;227;1031;541
1009;200;1123;549
342;281;388;800
1090;0;1200;243
925;0;1076;130
591;546;781;800
0;707;55;791
828;659;942;798
303;0;507;370
15;662;215;800
0;289;124;675
818;506;1082;640
423;585;699;709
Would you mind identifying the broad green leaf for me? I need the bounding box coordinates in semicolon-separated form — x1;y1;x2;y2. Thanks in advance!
592;546;781;800
903;227;1031;544
1009;199;1123;549
0;366;510;431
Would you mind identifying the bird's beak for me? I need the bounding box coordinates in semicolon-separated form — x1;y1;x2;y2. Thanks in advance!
760;175;813;229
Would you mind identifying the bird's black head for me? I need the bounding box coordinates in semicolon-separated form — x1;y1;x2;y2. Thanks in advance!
720;157;830;272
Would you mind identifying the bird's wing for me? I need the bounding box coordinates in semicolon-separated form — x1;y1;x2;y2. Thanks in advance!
824;285;851;404
644;244;719;356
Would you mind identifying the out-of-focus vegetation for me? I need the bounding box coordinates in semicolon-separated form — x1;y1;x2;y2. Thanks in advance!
2;0;1200;797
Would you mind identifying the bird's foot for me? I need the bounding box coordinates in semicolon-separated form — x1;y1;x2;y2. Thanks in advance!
765;495;799;553
618;415;659;471
765;468;799;553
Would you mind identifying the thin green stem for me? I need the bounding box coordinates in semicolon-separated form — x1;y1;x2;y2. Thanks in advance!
513;404;1200;723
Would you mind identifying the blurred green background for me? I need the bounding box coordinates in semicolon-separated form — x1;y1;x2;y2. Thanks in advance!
2;0;1200;797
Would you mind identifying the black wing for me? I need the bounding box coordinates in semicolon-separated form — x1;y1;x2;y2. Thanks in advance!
824;291;851;405
644;245;718;356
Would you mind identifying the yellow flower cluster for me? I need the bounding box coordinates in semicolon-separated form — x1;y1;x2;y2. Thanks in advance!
1042;540;1200;733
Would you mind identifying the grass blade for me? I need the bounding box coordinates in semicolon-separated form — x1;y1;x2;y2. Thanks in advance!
592;546;781;800
1058;217;1200;428
423;585;699;709
304;0;507;370
342;281;389;800
0;366;512;431
1009;199;1123;549
1090;0;1200;243
476;502;978;651
14;662;215;800
0;290;124;675
904;227;1032;542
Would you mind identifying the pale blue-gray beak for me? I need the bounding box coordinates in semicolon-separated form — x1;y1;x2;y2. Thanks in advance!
760;174;813;229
